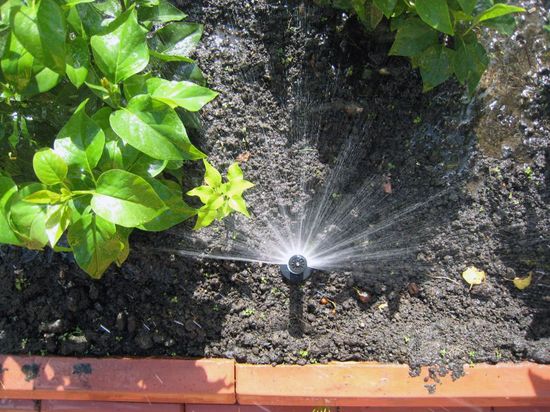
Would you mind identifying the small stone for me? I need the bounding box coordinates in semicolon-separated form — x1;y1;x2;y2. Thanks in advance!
39;319;66;334
115;312;126;332
135;333;153;350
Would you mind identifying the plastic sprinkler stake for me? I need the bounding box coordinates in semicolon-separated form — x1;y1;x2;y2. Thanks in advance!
280;254;312;283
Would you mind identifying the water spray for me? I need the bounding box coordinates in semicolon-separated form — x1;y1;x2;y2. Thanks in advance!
280;254;312;283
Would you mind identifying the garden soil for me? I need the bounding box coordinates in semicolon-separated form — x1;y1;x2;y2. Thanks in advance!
1;0;549;380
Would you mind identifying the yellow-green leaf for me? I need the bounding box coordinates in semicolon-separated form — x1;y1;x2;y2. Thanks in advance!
513;272;532;290
462;266;486;288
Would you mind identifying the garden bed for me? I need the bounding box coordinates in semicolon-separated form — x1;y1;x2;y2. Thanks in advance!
0;0;549;378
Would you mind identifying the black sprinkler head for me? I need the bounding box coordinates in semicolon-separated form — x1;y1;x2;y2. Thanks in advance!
280;254;312;283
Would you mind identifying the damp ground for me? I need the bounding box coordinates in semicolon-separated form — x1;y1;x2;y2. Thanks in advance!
0;0;548;377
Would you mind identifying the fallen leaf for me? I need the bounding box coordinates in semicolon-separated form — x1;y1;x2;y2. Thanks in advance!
377;302;388;311
462;266;486;289
513;272;532;290
383;182;392;194
236;151;251;162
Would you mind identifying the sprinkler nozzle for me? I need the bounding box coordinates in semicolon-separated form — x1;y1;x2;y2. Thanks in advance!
280;254;312;283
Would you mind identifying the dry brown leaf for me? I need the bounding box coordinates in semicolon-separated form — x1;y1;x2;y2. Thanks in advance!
236;151;251;162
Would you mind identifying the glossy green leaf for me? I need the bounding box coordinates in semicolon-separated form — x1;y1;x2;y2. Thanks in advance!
33;148;68;185
146;78;218;111
227;162;244;181
228;195;250;217
90;7;149;83
415;0;454;35
73;1;122;38
20;67;61;96
149;22;202;60
44;203;71;247
109;94;205;161
23;189;63;204
452;39;488;94
474;4;524;24
389;17;438;56
0;176;23;245
114;226;132;266
193;207;217;229
186;185;214;204
66;36;90;88
12;0;66;73
91;169;166;227
1;33;35;91
60;0;96;7
418;45;454;91
457;0;476;15
373;0;397;18
203;159;222;188
8;183;48;249
139;179;196;231
138;1;186;25
226;179;254;197
54;99;106;173
68;212;123;278
123;73;150;100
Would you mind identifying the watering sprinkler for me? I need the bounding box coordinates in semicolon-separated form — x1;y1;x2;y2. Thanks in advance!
280;254;312;283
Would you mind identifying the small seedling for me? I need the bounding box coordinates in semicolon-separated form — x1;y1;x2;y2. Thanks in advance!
404;335;411;344
241;308;255;317
439;349;447;358
468;350;477;367
524;166;534;180
299;349;309;358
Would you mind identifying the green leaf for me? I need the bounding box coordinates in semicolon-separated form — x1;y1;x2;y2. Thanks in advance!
8;183;48;249
353;0;383;30
226;179;254;197
227;162;243;181
91;169;166;227
12;0;67;73
193;207;217;229
60;0;96;7
186;185;215;204
138;178;196;231
0;176;23;245
418;45;453;91
109;94;205;161
66;36;90;88
20;67;61;96
457;0;476;15
73;1;122;38
474;4;524;24
389;17;439;56
68;212;123;278
90;6;149;83
114;226;132;266
373;0;397;18
44;203;71;247
33;148;68;185
452;38;488;94
228;195;250;217
23;189;63;204
138;1;186;26
415;0;454;35
54;99;106;173
120;142;168;177
149;22;202;60
203;159;222;188
146;78;218;111
123;73;150;100
1;33;35;91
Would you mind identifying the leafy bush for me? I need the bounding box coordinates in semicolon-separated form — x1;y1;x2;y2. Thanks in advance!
316;0;524;93
0;0;253;278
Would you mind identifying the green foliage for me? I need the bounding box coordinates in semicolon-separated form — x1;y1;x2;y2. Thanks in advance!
187;161;254;229
0;0;253;279
316;0;524;93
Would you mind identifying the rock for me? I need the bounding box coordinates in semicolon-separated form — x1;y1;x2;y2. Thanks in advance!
39;319;66;334
115;312;126;332
135;334;153;350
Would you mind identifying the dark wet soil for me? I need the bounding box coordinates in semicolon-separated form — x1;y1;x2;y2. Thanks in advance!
1;0;549;377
